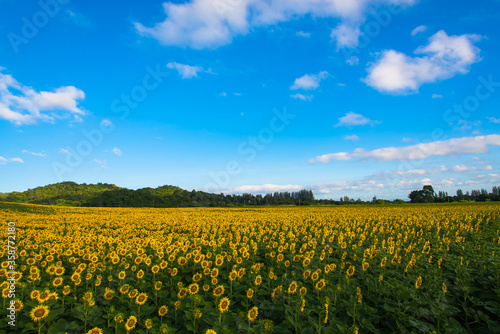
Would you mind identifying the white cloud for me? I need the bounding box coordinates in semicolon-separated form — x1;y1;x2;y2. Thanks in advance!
290;93;313;101
0;69;85;125
94;159;108;169
166;62;203;79
346;56;359;66
22;150;46;157
229;184;304;194
411;25;427;36
296;31;310;38
290;71;328;90
402;137;413;142
59;148;70;155
220;92;227;97
135;0;417;49
432;94;443;98
488;117;500;124
335;111;380;127
0;156;23;165
344;134;360;141
309;134;500;163
364;30;482;94
330;23;360;48
112;147;122;156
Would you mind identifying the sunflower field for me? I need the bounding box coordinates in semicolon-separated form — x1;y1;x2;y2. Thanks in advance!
1;202;500;334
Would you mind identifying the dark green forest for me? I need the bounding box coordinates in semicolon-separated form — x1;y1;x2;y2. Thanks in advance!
1;182;499;208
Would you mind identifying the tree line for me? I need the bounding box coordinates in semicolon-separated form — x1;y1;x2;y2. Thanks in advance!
408;185;500;203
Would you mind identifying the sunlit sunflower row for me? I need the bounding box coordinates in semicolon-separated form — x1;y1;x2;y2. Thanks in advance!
1;202;500;333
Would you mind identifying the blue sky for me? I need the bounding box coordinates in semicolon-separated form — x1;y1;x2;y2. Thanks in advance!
0;0;499;200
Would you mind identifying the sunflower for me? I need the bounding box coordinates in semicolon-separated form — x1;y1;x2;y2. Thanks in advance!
177;257;187;266
213;285;224;298
13;299;23;312
37;290;50;303
118;271;126;280
203;284;210;292
380;257;387;267
205;330;217;334
248;306;258;322
247;288;254;299
362;262;369;271
154;281;163;291
151;265;160;274
215;257;224;266
189;283;199;295
288;281;298;294
303;258;311;267
271;286;282;298
442;283;447;293
103;288;114;300
177;288;188;299
346;266;355;277
315;279;326;291
299;287;307;295
303;270;311;279
311;271;319;281
128;289;139;299
192;273;202;282
145;318;153;330
238;268;245;278
170;268;178;277
125;315;137;331
30;305;49;322
86;328;103;334
30;290;40;300
114;314;124;323
229;270;238;281
415;276;422;289
254;275;262;285
136;269;144;279
158;305;168;317
218;297;230;313
211;268;219;278
135;293;148;305
119;284;130;294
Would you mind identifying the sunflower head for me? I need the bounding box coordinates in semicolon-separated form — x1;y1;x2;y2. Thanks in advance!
218;297;230;313
30;305;49;322
125;315;137;331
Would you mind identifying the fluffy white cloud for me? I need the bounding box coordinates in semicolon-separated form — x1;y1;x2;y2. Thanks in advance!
290;71;328;90
135;0;417;49
290;93;313;101
344;134;360;141
229;184;304;194
330;23;360;48
0;69;85;125
167;62;203;79
112;147;122;156
309;134;500;163
411;25;427;36
488;117;500;124
364;30;482;94
335;111;380;127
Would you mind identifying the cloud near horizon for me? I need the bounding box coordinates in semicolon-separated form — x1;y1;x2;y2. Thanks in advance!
309;134;500;163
